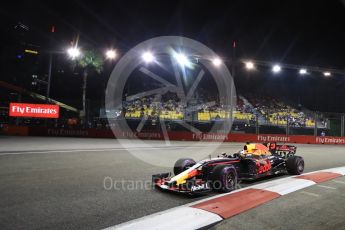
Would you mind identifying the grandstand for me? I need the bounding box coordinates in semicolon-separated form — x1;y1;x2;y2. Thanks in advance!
122;93;323;130
243;94;319;128
124;94;184;120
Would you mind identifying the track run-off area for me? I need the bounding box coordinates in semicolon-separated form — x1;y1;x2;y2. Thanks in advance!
0;136;345;230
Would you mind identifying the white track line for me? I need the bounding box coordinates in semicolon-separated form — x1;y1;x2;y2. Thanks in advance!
106;207;222;230
251;177;316;195
319;167;345;175
317;185;337;190
300;191;320;197
332;180;345;184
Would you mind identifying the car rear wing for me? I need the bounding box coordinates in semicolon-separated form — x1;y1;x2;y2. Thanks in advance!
264;142;297;158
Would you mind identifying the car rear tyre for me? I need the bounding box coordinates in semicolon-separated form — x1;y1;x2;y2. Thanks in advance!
210;165;237;193
173;158;196;175
286;156;304;175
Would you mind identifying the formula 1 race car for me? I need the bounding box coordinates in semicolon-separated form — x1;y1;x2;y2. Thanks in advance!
152;143;304;195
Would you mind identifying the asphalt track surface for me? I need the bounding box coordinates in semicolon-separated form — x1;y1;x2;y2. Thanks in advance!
0;136;345;230
213;177;345;230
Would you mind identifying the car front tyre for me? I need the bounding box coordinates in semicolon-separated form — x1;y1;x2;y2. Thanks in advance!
210;165;238;193
173;158;196;175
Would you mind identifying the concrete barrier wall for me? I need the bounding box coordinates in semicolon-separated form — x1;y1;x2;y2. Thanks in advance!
4;126;345;145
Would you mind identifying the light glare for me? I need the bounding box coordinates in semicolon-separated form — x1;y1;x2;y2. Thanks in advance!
272;65;281;73
299;69;307;75
142;51;155;63
174;53;189;66
245;61;255;70
67;47;81;59
105;49;117;59
323;72;331;76
212;58;222;66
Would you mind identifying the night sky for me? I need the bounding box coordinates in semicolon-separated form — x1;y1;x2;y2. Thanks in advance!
1;0;345;112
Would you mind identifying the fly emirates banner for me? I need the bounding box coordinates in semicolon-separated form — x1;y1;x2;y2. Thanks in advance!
9;103;60;118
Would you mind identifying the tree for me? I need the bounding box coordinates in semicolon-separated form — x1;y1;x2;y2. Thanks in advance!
78;50;104;126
